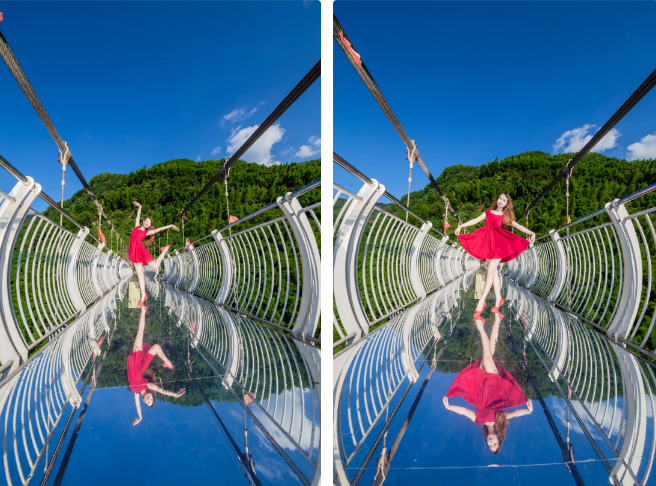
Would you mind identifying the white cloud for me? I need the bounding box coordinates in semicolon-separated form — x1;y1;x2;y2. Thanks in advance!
627;133;656;161
553;124;620;154
211;145;221;155
226;124;285;166
280;147;294;156
221;104;262;126
196;155;201;162
294;135;321;159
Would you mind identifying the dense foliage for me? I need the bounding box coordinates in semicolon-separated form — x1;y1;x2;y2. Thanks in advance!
44;158;321;255
384;151;656;237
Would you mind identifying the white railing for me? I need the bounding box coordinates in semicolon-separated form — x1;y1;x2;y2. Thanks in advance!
156;181;321;344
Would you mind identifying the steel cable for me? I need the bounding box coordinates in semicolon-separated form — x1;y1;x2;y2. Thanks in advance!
521;67;656;218
0;28;126;246
333;15;461;224
172;60;321;224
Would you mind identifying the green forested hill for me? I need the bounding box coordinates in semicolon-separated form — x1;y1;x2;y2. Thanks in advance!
44;158;321;252
383;151;655;236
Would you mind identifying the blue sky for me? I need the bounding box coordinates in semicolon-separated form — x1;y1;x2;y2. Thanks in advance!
334;1;656;198
0;1;319;212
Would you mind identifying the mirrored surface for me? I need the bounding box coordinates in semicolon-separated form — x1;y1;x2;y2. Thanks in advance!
333;270;656;486
1;276;319;486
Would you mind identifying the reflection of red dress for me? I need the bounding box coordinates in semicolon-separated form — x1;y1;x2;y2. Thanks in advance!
446;359;527;424
129;226;154;264
457;210;529;263
127;343;154;393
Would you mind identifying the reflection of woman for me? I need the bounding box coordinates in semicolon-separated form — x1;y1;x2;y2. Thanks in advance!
129;201;179;309
443;314;532;454
455;194;535;320
129;307;185;426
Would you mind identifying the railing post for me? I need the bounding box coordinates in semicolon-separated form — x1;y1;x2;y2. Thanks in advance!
212;230;233;306
89;242;105;299
278;193;321;341
548;307;568;381
547;230;567;303
526;245;539;289
187;241;200;294
67;227;89;314
334;180;384;340
433;235;449;287
409;222;431;301
606;201;642;340
0;177;40;370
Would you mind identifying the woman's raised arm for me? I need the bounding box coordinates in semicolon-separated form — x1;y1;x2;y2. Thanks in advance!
443;397;476;422
133;201;142;228
132;393;142;426
147;382;186;398
455;212;486;235
146;224;179;237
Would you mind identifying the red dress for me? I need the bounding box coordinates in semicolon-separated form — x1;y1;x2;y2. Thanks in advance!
446;359;527;424
129;226;154;264
458;210;529;263
127;342;154;393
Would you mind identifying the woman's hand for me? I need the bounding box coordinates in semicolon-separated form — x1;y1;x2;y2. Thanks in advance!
454;226;462;236
528;233;536;245
442;396;450;409
133;201;141;208
175;388;186;398
132;416;142;426
170;225;180;232
526;399;533;413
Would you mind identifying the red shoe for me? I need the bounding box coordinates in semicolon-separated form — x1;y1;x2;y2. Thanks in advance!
491;307;504;319
160;245;171;252
163;362;175;369
138;294;148;310
473;310;485;322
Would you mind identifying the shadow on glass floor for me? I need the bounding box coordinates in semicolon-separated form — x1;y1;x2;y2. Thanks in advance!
1;276;319;486
333;270;656;486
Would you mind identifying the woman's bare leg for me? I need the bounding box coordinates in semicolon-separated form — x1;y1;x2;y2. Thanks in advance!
489;313;502;356
147;343;173;368
135;263;146;301
475;321;498;374
476;259;501;311
147;245;170;272
133;307;147;352
492;262;502;306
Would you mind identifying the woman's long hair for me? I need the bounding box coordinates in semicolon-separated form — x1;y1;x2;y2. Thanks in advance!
142;217;155;247
481;410;509;454
491;193;515;229
142;367;157;407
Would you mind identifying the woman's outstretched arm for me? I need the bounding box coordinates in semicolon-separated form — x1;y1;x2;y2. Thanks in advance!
146;224;179;236
133;393;142;426
506;399;533;419
455;212;487;235
443;397;476;422
510;221;536;244
147;382;186;398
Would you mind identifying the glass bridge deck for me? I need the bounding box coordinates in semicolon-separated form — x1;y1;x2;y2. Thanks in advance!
1;277;319;486
334;271;656;486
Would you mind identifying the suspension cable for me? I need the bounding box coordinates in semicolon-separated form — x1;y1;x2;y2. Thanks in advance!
0;28;127;247
172;60;321;224
521;66;656;219
333;15;461;224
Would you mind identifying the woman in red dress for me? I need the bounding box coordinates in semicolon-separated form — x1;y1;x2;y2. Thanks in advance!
443;313;533;454
129;306;186;426
455;193;535;319
129;201;179;309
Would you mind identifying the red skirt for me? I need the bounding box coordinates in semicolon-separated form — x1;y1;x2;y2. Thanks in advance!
458;226;529;263
127;343;154;393
446;359;527;424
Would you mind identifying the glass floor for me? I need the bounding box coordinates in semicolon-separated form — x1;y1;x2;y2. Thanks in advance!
334;270;656;486
1;276;319;486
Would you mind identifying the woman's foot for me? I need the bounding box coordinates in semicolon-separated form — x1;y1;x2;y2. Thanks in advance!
475;301;487;312
160;245;171;253
162;362;175;369
491;307;504;319
474;310;485;322
494;297;505;308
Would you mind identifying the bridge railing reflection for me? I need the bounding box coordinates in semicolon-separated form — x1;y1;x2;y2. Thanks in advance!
156;280;321;485
507;280;656;486
152;181;321;344
0;281;126;486
505;183;656;361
